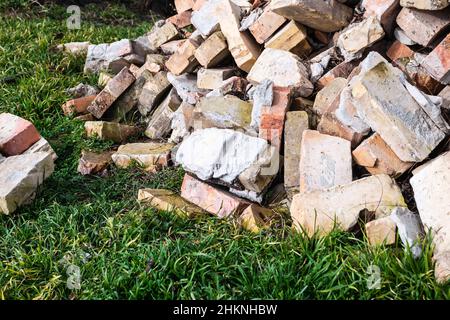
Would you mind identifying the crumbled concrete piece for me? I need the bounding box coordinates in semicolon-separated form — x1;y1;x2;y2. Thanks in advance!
57;41;90;56
229;187;264;204
180;174;250;218
362;0;401;34
249;79;273;132
167;72;208;105
239;204;274;233
167;10;192;29
197;68;235;90
284;111;309;190
105;70;153;122
259;87;292;150
218;0;261;72
169;102;192;143
265;20;311;57
145;89;181;139
62;95;97;116
194;31;230;68
400;0;449;10
112;142;173;171
66;83;99;98
0;113;40;156
291;174;406;237
313;78;347;116
165;39;200;75
87;67;136;119
352;133;413;177
176;128;276;185
348;52;447;162
0;152;54;214
0;154;4;163
138;188;206;217
422;34;450;85
299;130;352;193
77;150;113;176
147;22;180;51
337;16;385;62
390;207;424;258
84;39;134;74
239;8;263;31
84;121;139;143
310;54;332;84
270;0;353;32
193;95;253;131
23;137;57;161
396;6;450;47
366;216;397;246
191;0;221;37
138;71;172;116
248;48;313;97
249;8;286;44
410;152;450;283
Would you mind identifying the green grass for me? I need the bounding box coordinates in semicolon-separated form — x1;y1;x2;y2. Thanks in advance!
0;3;449;300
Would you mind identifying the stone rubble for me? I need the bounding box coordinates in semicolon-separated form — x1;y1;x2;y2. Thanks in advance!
46;0;450;283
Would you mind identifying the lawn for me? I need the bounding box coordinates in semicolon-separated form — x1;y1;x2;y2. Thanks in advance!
0;2;448;300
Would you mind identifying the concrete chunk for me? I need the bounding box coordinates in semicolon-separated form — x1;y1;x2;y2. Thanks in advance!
23;137;57;161
391;207;424;258
77;150;113;176
0;152;54;214
248;48;313;97
291;174;406;237
400;0;449;10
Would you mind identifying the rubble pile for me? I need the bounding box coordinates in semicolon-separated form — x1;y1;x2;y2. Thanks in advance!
55;0;449;283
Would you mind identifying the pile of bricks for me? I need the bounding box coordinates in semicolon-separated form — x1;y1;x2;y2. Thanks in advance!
56;0;449;283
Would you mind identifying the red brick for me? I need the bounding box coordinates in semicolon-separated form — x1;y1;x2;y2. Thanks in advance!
180;174;250;218
317;60;358;90
166;10;192;29
258;87;292;150
0;113;40;156
61;95;97;115
386;40;414;62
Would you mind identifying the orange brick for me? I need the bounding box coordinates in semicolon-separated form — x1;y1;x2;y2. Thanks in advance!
61;95;97;115
249;9;286;44
166;10;192;29
180;174;250;218
352;133;413;177
0;113;40;156
386;40;414;62
258;87;292;150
